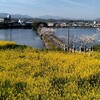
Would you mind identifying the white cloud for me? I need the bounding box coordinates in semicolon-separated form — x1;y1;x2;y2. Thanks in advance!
60;0;90;8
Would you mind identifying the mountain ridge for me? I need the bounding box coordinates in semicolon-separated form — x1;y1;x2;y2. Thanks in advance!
37;15;65;19
0;13;99;20
0;13;32;18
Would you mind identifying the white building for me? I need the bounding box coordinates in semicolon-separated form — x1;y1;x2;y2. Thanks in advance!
93;21;97;27
48;22;54;27
0;18;4;22
7;15;11;19
93;21;96;25
60;23;66;27
18;20;23;24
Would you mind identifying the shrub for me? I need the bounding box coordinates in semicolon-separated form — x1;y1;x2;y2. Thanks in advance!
93;45;100;51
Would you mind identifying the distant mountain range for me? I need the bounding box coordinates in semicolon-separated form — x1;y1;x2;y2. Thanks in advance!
37;15;65;19
37;15;100;20
0;13;69;20
95;18;100;21
0;13;32;19
0;13;100;20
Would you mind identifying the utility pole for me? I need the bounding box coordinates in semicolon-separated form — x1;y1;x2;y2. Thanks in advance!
67;27;70;51
10;30;12;41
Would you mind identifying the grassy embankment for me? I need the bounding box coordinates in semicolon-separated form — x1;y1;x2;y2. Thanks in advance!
0;41;100;100
93;45;100;51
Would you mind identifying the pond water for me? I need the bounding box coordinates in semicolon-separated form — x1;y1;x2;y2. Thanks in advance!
0;29;44;48
55;28;100;45
0;28;100;49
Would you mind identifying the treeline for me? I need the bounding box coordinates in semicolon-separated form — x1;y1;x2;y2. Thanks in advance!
93;45;100;51
32;21;48;30
0;22;32;29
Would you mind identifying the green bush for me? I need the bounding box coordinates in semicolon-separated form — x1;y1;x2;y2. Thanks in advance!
93;45;100;51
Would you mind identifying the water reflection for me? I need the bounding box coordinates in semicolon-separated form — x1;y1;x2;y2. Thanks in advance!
4;29;12;41
55;28;100;44
0;29;44;48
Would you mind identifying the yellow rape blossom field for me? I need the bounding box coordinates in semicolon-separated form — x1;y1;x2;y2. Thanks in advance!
0;41;16;46
0;41;100;100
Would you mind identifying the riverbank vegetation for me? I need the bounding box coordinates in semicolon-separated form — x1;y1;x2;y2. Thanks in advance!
93;45;100;51
0;41;100;100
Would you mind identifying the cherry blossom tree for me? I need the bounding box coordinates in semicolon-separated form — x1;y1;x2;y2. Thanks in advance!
79;34;96;52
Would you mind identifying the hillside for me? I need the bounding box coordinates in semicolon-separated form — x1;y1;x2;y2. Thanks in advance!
0;13;32;18
96;18;100;21
37;15;65;19
0;41;100;100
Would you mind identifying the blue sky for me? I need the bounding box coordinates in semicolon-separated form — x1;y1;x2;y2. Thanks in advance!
0;0;99;19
